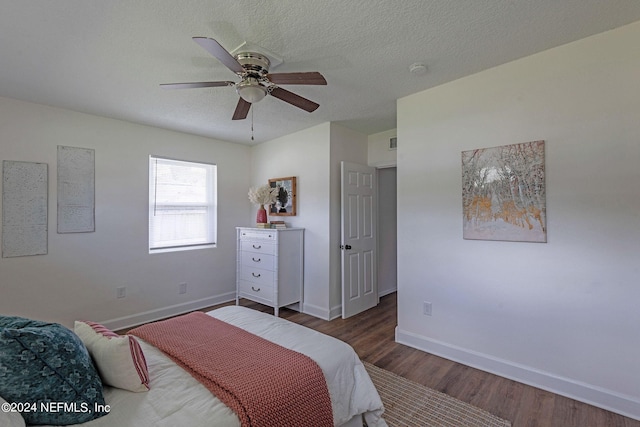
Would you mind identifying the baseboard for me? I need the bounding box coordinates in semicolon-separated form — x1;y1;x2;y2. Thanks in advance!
378;287;397;298
326;292;396;320
329;304;342;320
103;292;236;332
303;302;342;320
396;327;640;421
301;302;331;320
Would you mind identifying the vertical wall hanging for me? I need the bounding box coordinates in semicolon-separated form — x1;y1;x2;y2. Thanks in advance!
2;161;48;257
462;140;546;242
57;146;95;233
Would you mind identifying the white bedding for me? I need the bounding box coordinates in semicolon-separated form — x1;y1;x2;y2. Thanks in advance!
35;306;386;427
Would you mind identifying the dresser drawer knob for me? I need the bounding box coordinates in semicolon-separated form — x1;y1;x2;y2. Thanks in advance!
251;286;261;292
252;272;261;278
252;244;261;249
252;257;261;262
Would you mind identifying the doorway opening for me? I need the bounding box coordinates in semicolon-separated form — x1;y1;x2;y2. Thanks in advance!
377;167;397;297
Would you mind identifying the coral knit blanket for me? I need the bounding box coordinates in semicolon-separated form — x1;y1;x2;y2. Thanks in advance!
129;311;333;427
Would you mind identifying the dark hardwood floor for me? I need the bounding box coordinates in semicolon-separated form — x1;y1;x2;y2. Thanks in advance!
221;293;638;427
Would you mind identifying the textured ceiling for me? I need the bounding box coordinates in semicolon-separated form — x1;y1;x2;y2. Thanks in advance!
1;1;640;144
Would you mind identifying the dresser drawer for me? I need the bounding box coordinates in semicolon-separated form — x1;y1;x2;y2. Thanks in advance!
240;266;274;285
238;280;274;303
239;229;276;241
240;240;276;255
240;252;275;270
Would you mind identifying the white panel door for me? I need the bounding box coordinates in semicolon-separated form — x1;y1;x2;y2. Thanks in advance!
341;161;378;318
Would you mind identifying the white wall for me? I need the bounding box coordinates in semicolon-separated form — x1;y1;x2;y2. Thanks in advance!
368;129;397;167
396;21;640;419
250;122;367;319
0;97;251;330
250;123;333;318
0;96;376;328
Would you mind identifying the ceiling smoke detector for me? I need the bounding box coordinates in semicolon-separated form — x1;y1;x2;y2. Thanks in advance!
409;63;428;76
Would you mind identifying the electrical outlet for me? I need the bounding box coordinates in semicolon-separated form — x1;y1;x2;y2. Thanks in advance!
179;282;187;294
117;287;126;299
423;301;432;316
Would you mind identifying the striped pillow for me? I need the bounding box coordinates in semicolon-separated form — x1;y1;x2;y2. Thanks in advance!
74;321;149;392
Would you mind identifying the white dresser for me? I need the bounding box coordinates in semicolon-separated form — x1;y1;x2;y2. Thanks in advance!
236;227;304;316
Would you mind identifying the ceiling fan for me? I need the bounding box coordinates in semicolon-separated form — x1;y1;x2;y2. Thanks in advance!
161;37;327;120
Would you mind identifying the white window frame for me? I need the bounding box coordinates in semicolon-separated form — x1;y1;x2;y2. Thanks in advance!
148;156;217;253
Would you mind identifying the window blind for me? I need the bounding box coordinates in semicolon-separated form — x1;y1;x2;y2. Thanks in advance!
149;156;217;251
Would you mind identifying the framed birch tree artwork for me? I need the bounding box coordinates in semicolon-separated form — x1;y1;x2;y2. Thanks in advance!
462;140;546;242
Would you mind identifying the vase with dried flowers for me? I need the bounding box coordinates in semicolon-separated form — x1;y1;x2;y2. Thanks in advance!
248;185;278;224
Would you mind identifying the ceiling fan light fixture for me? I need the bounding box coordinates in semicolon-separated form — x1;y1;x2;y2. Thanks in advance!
236;78;267;103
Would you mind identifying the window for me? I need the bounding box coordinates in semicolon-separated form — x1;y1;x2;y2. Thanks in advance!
149;156;217;252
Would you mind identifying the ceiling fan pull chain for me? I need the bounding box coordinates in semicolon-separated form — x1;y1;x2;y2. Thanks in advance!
251;107;254;141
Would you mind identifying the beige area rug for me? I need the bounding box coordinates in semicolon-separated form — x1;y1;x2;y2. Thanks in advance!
364;362;512;427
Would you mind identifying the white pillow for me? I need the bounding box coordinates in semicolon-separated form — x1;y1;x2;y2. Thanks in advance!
74;321;149;392
0;395;26;427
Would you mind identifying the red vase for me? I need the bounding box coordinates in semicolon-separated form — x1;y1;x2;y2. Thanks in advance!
256;205;267;224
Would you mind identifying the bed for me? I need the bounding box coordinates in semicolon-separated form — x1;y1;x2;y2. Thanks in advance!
1;306;386;427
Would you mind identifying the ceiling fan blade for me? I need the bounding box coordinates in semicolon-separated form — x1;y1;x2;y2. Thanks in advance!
160;81;234;90
269;87;320;112
267;72;327;85
232;98;251;120
193;37;244;74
